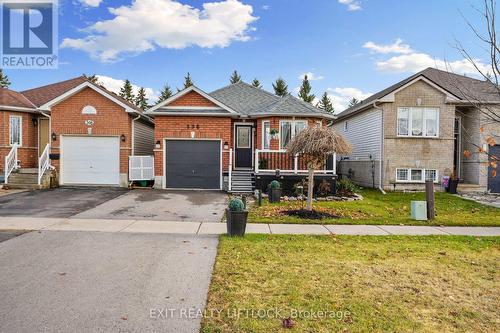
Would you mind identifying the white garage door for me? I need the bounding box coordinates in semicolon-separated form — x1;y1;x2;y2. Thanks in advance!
61;136;120;185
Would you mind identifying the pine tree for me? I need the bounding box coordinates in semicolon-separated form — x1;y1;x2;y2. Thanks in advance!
251;78;262;88
229;70;242;84
183;72;194;89
272;77;289;97
84;74;99;84
348;97;360;108
0;69;11;88
119;79;134;103
135;87;149;110
298;75;315;103
157;84;173;103
317;92;334;113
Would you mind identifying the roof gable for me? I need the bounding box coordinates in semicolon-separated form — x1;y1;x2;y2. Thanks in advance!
147;85;237;115
21;76;88;107
0;88;37;111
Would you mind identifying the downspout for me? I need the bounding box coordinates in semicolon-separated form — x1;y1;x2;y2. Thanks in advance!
40;110;54;169
131;114;141;156
372;101;386;194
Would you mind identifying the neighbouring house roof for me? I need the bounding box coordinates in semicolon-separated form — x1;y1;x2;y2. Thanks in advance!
209;81;335;119
0;88;38;111
335;67;500;120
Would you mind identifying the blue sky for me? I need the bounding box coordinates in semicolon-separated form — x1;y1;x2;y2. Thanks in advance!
5;0;488;111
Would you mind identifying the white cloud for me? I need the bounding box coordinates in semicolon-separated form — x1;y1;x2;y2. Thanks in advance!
376;52;490;76
79;0;102;7
62;0;258;62
96;75;159;103
327;87;372;112
262;4;269;10
338;0;361;11
299;72;324;81
363;38;413;54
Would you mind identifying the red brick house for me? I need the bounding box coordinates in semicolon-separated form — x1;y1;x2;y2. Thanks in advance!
146;82;337;193
1;77;154;188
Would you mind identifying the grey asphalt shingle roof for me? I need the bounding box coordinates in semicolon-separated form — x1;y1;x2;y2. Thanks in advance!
335;67;500;120
210;81;333;118
155;108;232;114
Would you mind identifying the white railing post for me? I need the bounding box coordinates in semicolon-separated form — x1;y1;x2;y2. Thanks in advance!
4;144;19;184
255;149;260;174
228;148;232;192
38;144;51;185
294;154;298;174
333;152;337;175
4;156;7;184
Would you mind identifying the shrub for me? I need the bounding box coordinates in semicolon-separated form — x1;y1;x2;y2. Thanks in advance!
337;178;357;196
317;179;332;197
270;180;281;189
228;198;245;212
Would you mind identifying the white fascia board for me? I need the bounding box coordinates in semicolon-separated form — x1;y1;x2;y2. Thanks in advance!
378;76;461;103
39;81;136;113
0;105;39;113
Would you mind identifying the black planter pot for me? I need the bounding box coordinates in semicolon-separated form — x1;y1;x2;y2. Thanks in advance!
269;188;282;203
447;179;459;194
226;209;248;236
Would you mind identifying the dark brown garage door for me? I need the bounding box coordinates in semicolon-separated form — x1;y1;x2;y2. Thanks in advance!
488;145;500;193
165;140;221;189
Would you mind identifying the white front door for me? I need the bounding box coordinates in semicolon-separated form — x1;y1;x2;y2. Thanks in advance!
61;136;120;185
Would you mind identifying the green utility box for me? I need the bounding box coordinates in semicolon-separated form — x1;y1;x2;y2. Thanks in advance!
411;201;428;221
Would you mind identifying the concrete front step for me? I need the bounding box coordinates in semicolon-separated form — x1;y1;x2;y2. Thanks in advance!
16;168;38;174
457;183;486;194
4;183;41;190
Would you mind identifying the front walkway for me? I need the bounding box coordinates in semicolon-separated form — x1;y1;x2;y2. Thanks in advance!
1;217;499;236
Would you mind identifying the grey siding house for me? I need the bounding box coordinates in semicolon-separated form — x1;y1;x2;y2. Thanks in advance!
333;67;500;193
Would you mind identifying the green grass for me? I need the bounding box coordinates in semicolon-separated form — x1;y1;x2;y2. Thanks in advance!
201;235;500;333
249;189;500;226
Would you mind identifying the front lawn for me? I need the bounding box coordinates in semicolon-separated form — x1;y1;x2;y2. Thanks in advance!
202;235;500;333
249;189;500;226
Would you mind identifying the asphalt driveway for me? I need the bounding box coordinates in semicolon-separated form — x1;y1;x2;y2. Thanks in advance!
72;190;228;222
0;230;218;333
0;188;228;222
0;187;127;218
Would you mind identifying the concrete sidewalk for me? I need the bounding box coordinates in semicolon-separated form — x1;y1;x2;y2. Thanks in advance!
0;217;499;236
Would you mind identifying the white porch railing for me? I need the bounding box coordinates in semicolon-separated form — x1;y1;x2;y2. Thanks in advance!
129;156;155;181
38;144;51;185
255;149;336;174
228;148;233;191
4;144;19;184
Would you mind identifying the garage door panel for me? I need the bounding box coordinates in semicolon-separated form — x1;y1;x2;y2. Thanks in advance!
165;140;220;189
62;137;120;185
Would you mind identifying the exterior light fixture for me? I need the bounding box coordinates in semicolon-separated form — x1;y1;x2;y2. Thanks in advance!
223;141;229;150
120;134;126;142
155;140;161;149
32;117;38;127
51;132;57;141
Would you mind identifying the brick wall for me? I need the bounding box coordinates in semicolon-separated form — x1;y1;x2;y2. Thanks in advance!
153;116;232;179
50;87;132;175
0;110;39;171
168;91;217;107
382;80;455;190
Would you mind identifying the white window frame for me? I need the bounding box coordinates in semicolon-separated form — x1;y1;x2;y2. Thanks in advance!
395;168;439;183
279;120;308;150
262;120;271;150
397;107;439;138
9;115;22;147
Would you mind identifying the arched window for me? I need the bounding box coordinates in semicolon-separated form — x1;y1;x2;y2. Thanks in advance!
82;105;97;114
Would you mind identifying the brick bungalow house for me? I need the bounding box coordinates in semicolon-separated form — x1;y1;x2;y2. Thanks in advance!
1;76;154;188
146;82;337;193
333;67;500;193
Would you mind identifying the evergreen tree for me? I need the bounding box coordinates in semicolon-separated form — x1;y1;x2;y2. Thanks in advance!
183;72;194;89
229;70;242;84
135;87;149;110
251;78;262;88
157;84;173;103
298;75;315;103
84;74;99;84
348;97;360;108
272;77;289;97
317;92;334;113
119;79;134;103
0;69;11;88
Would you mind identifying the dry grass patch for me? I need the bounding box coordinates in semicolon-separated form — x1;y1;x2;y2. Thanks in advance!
202;235;499;333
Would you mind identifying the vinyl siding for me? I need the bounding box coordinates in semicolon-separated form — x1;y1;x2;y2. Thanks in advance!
333;107;382;160
133;119;154;155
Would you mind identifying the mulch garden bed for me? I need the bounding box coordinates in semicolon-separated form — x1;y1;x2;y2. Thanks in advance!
283;209;340;220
